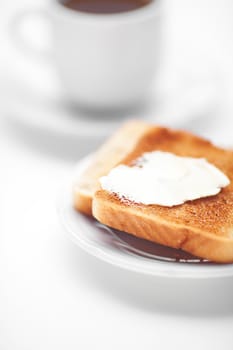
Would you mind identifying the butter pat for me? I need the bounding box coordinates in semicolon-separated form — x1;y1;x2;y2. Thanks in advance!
100;151;230;207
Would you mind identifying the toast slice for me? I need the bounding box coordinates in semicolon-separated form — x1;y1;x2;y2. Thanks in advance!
73;120;152;215
93;126;233;263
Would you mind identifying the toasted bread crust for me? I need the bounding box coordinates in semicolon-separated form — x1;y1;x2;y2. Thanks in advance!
93;190;233;262
92;126;233;262
73;190;93;216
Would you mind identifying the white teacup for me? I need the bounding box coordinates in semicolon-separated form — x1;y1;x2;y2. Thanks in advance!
11;0;162;110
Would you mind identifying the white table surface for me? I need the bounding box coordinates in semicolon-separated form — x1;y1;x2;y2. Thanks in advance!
1;1;233;349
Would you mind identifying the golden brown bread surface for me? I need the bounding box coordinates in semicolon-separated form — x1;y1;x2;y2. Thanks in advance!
93;126;233;263
73;120;152;215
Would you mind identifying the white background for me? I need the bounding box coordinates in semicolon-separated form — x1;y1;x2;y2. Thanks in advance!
1;0;233;349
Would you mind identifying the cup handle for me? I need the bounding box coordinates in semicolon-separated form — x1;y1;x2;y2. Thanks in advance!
9;8;52;62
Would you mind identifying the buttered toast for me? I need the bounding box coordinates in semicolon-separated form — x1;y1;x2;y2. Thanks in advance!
73;120;151;215
92;126;233;263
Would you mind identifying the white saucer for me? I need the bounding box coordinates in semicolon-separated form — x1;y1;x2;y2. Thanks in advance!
2;72;217;140
58;156;233;278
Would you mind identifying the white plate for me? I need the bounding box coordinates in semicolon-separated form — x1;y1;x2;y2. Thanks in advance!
58;156;233;278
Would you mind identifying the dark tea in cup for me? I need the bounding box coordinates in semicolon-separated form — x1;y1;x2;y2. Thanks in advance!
62;0;152;14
